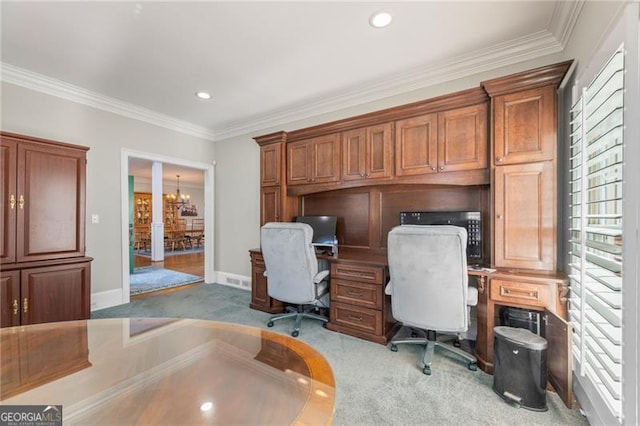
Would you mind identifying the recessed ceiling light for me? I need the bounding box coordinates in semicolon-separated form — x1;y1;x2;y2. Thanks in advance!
369;11;392;28
196;91;211;100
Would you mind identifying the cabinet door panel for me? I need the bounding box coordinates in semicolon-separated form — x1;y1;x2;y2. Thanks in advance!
287;140;310;185
494;162;555;270
0;139;17;264
366;123;393;180
545;308;573;408
17;143;86;262
438;103;487;172
493;86;556;164
1;271;20;328
342;128;366;181
21;262;91;325
261;186;281;225
395;114;437;176
260;143;281;186
311;133;340;183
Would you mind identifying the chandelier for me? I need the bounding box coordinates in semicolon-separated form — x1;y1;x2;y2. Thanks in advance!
166;174;190;208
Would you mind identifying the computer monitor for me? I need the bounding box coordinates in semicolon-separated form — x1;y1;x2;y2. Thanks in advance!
294;216;337;246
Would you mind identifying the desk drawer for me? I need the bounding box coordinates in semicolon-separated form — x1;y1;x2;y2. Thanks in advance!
331;279;382;310
331;263;384;284
490;279;550;308
330;302;382;335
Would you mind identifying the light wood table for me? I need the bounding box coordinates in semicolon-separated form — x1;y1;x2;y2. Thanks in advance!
1;318;335;425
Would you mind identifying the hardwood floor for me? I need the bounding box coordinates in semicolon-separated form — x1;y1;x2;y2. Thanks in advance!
132;251;204;300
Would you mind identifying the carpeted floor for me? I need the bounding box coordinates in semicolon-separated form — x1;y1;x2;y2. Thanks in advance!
92;283;589;426
129;266;202;295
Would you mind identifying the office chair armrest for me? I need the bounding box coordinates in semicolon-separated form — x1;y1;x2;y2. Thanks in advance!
263;270;268;277
313;269;329;284
384;281;392;295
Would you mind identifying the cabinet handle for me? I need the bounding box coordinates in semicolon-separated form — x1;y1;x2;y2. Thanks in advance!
23;298;28;313
19;195;25;209
497;214;503;219
496;157;503;163
439;166;445;171
430;166;436;171
9;194;16;209
347;290;364;297
365;172;370;177
360;172;366;178
346;314;363;322
12;299;19;315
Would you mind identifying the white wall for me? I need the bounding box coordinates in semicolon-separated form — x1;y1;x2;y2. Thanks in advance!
0;82;216;296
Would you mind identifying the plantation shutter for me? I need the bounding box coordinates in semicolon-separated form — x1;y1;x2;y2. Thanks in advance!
568;45;624;421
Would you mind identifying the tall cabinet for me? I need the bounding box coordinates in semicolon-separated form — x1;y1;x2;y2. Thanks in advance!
1;132;92;328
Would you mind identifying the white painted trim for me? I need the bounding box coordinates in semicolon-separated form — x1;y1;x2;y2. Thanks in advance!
215;271;251;291
120;148;215;306
0;63;216;141
91;288;123;311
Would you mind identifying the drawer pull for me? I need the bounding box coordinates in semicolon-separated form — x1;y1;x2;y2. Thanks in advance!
23;298;28;314
346;314;363;322
347;290;364;297
502;288;538;298
12;299;18;315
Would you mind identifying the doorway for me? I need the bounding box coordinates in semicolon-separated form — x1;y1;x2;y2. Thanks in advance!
121;149;215;305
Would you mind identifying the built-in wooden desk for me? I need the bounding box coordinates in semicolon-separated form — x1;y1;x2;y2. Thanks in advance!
1;318;336;425
249;247;571;405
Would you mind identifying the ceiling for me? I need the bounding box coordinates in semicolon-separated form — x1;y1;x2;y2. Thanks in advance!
1;1;581;184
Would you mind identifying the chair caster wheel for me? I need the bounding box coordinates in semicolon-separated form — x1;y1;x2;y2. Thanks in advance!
291;330;299;337
322;322;328;328
422;366;431;375
267;321;274;327
390;343;398;352
468;362;477;371
453;339;461;348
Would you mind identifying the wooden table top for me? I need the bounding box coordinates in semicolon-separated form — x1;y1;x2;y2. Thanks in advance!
1;318;335;425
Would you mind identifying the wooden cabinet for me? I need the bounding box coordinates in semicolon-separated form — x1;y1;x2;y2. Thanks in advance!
260;186;281;224
342;123;393;182
492;86;556;165
475;272;571;407
326;260;399;344
395;103;487;177
1;132;92;328
261;142;282;187
249;250;283;314
493;161;556;270
287;133;340;186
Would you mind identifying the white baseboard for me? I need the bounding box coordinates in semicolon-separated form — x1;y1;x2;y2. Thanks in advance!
91;288;124;311
213;271;251;291
90;270;250;311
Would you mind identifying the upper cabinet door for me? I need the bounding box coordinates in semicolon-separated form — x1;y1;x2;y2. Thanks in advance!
437;103;488;172
342;123;393;182
16;142;86;262
395;113;438;176
0;138;17;264
493;86;556;165
288;134;340;186
260;143;281;187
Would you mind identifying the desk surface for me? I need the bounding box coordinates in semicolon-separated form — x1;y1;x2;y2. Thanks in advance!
1;318;335;425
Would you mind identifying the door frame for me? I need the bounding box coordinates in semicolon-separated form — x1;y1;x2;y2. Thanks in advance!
120;148;215;304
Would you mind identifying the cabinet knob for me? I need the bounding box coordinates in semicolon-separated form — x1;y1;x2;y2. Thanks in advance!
365;172;370;178
12;299;18;315
431;166;436;171
439;166;445;171
497;214;503;219
496;157;503;163
360;172;366;178
18;195;25;209
9;194;16;209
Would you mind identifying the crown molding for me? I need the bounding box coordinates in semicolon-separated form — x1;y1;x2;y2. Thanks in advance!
213;29;564;141
0;63;217;141
2;2;581;144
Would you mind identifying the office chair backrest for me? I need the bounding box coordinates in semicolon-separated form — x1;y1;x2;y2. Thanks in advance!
387;225;469;333
261;222;319;304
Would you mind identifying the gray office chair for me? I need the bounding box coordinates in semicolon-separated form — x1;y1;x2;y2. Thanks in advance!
260;222;329;337
386;225;478;375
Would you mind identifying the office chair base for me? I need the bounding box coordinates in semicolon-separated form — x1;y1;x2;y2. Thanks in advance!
389;333;478;375
267;305;328;337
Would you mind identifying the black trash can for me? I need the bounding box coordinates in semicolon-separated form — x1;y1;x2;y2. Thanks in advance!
493;326;548;411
